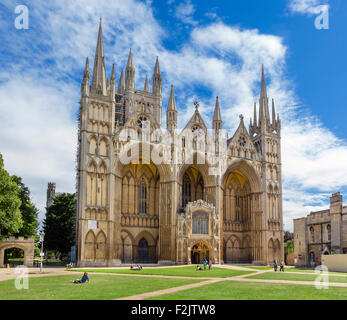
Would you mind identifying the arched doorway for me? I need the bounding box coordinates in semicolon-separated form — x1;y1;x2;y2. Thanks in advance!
191;242;210;264
137;238;149;263
3;247;24;267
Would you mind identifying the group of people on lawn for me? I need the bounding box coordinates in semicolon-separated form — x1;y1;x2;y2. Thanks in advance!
196;258;213;271
273;259;285;272
130;265;143;271
71;258;283;284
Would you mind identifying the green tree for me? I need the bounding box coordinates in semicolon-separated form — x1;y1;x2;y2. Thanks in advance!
0;153;23;239
43;193;76;255
12;176;39;238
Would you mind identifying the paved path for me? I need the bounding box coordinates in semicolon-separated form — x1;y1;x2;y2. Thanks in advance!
116;278;223;300
0;267;69;282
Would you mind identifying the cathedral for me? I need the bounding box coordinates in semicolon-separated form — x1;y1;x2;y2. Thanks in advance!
76;20;284;266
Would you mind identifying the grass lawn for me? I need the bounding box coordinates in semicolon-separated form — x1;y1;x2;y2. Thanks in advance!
148;280;347;300
246;271;347;283
235;265;273;270
284;268;347;276
69;266;255;278
0;274;204;300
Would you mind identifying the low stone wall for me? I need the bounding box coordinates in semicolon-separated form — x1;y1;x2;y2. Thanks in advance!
321;254;347;272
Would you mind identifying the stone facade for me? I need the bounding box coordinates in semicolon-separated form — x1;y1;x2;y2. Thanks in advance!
75;20;284;266
293;192;347;266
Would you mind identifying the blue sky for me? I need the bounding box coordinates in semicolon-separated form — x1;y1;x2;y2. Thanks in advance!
0;0;346;231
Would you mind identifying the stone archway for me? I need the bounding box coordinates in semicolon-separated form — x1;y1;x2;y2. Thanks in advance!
191;241;211;264
134;231;157;263
0;237;35;267
137;238;149;263
222;159;262;264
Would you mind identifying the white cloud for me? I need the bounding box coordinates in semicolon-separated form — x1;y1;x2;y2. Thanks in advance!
174;0;197;25
289;0;329;15
0;75;78;222
0;0;346;233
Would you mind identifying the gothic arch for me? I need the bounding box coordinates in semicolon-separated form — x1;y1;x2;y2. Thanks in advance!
95;230;107;260
114;143;172;180
88;136;98;154
135;230;156;247
87;160;97;172
98;160;107;173
134;230;157;263
222;159;261;193
99;137;109;156
177;152;216;188
84;230;96;260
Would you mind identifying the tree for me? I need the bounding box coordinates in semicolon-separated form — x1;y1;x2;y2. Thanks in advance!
43;193;76;256
0;153;23;239
12;175;39;238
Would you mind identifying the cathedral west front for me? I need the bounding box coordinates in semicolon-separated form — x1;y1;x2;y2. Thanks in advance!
76;20;284;266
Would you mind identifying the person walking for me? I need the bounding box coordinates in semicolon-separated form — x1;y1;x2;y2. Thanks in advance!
280;261;284;272
208;259;212;271
273;260;278;272
203;259;207;270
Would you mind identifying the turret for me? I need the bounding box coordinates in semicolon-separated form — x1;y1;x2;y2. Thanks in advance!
90;18;107;96
166;85;177;132
46;182;56;208
152;57;162;96
125;49;135;90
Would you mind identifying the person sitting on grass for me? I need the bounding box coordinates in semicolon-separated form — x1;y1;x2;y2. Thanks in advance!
196;265;202;271
73;272;89;284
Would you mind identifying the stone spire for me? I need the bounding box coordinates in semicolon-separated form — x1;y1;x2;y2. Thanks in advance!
253;102;257;127
144;75;150;93
272;98;276;125
212;96;222;131
117;69;125;94
167;85;177;132
213;96;222;121
81;57;90;96
110;63;116;99
167;85;176;111
259;64;270;124
91;18;107;95
125;49;135;90
152;56;162;96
